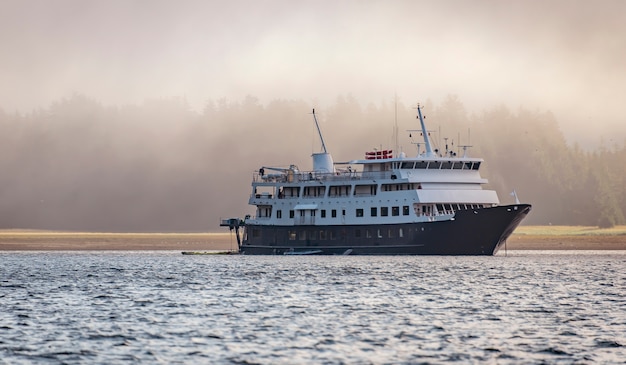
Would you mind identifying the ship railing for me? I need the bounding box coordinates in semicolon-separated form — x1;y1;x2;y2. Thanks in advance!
254;170;390;183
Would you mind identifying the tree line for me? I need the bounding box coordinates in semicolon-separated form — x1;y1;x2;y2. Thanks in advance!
0;94;624;231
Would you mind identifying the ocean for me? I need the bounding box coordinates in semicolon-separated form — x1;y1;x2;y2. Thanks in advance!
1;251;624;364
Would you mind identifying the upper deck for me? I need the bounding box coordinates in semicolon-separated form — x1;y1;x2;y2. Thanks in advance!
254;155;485;186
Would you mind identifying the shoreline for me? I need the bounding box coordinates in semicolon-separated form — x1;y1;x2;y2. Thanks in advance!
1;229;625;251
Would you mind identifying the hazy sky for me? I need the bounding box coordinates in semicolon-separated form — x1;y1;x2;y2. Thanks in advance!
1;0;625;139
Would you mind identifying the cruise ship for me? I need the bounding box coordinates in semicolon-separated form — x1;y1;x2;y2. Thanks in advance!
221;105;531;255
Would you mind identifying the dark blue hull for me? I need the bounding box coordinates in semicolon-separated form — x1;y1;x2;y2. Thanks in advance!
239;204;531;255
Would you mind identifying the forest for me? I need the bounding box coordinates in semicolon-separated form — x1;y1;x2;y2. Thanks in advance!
1;94;624;231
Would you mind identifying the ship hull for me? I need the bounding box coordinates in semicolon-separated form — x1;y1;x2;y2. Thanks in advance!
239;204;531;255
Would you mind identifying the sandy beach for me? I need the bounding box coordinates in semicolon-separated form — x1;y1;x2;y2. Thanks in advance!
1;227;625;251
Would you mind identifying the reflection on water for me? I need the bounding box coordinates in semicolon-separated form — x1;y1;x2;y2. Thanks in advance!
1;251;625;364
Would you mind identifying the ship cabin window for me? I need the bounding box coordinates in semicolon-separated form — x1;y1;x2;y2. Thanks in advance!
257;205;272;218
299;231;306;240
356;208;364;217
304;186;325;197
309;230;317;240
276;210;282;219
289;210;295;218
452;161;463;169
288;231;296;240
377;229;383;238
321;209;326;218
392;206;400;216
388;229;395;238
371;207;377;217
382;183;415;192
403;206;410;215
329;230;337;240
320;230;327;240
329;185;351;197
441;161;453;169
354;184;377;196
415;161;428;169
415;204;434;216
428;161;442;169
399;228;404;238
331;209;337;218
381;207;389;216
366;229;372;238
355;229;361;238
473;162;481;170
281;186;300;198
300;210;305;217
342;209;346;216
400;162;415;169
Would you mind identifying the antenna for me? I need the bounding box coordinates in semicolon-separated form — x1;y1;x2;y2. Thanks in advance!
311;108;327;153
394;94;399;157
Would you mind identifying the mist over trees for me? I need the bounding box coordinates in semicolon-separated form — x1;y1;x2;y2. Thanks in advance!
1;94;624;231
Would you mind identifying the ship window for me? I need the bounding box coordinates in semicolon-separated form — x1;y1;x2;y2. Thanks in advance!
309;230;317;240
277;210;282;219
428;161;442;169
331;209;337;218
355;229;361;238
288;231;296;240
452;161;463;169
321;209;326;218
381;207;389;216
400;162;414;169
329;230;336;240
441;161;452;169
356;208;364;217
392;206;400;216
388;229;395;238
403;206;410;215
371;207;377;217
299;231;306;240
463;162;473;170
377;229;383;238
320;230;327;240
472;162;481;170
415;161;428;169
289;210;295;218
366;229;372;238
300;210;305;217
399;228;404;238
342;209;346;216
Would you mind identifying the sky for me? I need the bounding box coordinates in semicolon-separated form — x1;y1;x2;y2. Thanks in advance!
1;0;625;142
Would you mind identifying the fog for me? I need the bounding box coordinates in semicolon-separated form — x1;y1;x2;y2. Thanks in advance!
2;0;625;140
1;0;625;231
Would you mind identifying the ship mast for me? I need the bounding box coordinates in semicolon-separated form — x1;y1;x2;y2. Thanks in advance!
311;108;334;173
312;108;327;153
417;104;437;158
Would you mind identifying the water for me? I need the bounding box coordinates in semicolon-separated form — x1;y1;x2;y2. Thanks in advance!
1;251;625;364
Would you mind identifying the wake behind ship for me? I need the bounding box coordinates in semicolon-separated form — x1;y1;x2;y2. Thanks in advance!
221;104;531;255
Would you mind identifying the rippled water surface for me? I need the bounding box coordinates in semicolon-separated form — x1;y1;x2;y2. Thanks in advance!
1;251;625;364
